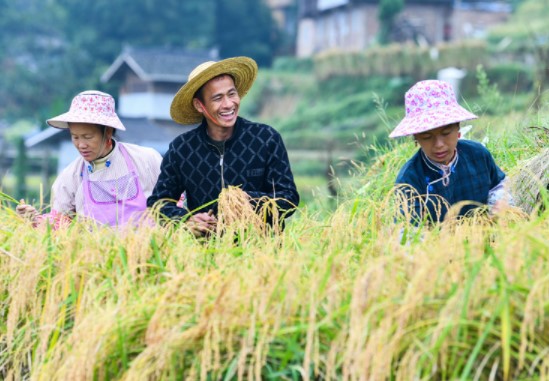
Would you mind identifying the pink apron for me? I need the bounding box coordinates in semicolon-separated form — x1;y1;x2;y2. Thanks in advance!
81;144;147;226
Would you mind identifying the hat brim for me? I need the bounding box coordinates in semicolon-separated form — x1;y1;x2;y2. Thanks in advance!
389;105;477;138
170;57;258;125
47;112;126;131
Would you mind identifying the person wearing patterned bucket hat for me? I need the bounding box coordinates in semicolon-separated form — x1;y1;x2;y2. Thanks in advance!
390;80;513;225
147;57;299;236
16;90;163;228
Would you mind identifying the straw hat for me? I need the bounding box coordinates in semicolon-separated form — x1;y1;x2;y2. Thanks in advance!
389;80;477;138
47;90;126;131
170;57;258;125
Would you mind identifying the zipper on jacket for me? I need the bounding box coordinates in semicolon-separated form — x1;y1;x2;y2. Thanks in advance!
219;153;225;189
206;140;226;189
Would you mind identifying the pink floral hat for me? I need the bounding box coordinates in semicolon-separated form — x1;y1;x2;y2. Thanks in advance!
47;90;126;131
389;80;477;138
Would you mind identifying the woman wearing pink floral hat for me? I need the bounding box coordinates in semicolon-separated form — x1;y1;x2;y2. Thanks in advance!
16;90;162;227
390;80;512;224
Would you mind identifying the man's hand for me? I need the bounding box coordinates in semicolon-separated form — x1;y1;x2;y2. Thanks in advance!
187;210;217;237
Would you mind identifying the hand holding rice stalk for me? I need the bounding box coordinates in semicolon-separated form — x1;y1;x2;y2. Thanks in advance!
14;198;39;222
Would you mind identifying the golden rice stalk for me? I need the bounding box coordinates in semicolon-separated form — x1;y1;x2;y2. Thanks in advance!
216;186;284;239
216;186;263;237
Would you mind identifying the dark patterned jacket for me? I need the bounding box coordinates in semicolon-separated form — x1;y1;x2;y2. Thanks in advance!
396;139;505;224
147;117;299;220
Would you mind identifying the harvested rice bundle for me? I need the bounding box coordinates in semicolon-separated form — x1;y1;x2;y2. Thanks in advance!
509;148;549;214
216;186;283;238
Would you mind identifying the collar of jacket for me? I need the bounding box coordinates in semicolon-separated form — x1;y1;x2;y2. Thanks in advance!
198;116;243;148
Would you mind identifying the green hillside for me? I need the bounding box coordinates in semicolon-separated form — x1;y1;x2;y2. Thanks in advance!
239;52;535;208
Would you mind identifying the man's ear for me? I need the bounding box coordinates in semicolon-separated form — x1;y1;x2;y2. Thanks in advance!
193;98;204;113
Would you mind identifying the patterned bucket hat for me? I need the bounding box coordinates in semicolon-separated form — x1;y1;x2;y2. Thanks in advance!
389;80;477;138
47;90;126;131
170;56;258;125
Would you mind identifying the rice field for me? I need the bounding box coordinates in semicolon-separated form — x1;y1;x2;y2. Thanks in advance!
1;113;549;380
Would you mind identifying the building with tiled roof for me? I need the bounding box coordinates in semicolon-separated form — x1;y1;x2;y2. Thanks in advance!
295;0;511;57
26;46;218;174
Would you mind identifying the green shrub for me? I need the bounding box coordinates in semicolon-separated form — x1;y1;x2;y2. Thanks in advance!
272;56;314;73
314;40;489;81
485;62;534;93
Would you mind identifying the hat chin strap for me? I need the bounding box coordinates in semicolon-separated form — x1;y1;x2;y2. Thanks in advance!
196;99;221;127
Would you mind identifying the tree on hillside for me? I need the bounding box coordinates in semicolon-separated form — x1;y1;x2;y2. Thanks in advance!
488;0;549;109
214;0;280;66
0;0;68;121
0;0;216;122
56;0;215;64
55;0;216;94
378;0;404;45
0;0;282;121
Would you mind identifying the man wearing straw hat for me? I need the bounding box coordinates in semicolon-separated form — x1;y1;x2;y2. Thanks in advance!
147;57;299;236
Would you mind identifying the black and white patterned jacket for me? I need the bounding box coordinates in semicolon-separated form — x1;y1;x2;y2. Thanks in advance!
147;116;299;220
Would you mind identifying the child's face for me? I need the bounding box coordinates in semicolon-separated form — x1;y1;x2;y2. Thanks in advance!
414;123;460;164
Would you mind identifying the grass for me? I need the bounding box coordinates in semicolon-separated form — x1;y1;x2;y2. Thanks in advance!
3;198;549;380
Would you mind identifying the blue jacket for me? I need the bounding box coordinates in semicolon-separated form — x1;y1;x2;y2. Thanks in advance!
396;139;505;223
147;117;299;220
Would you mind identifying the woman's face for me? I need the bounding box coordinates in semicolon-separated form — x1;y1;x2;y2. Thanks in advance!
69;123;112;162
414;123;460;164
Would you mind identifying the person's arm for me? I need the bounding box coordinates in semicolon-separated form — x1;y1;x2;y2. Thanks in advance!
49;168;79;216
488;156;515;214
245;132;300;218
137;146;163;198
486;150;514;213
16;171;76;229
146;140;188;220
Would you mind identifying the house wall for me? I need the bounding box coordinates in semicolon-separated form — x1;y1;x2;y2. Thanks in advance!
297;4;377;57
153;82;182;94
398;4;452;45
120;72;147;94
266;0;295;29
298;3;453;57
452;8;509;40
296;1;506;58
118;72;180;120
118;93;173;120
